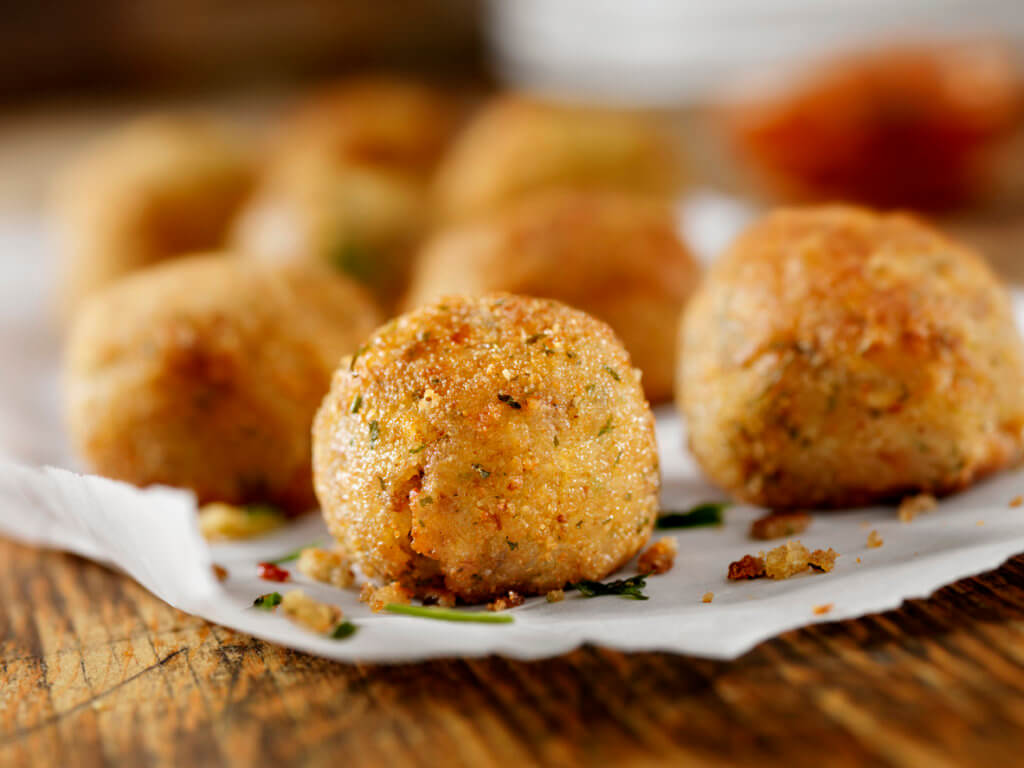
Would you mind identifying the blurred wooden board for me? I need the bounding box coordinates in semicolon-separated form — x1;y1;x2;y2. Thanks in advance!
4;537;1024;766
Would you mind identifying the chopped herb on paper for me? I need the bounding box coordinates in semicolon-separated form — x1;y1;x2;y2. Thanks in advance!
572;575;648;600
656;502;729;529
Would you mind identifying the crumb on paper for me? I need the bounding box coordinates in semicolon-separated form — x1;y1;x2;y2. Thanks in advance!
1011;496;1023;508
813;603;834;616
898;493;937;523
867;530;883;548
764;540;811;579
422;587;457;608
360;581;413;613
198;502;285;540
280;590;342;634
297;547;355;589
750;511;811;540
808;548;839;573
977;520;985;527
546;589;565;603
702;592;714;604
638;537;677;575
728;554;766;580
856;557;862;564
488;591;525;612
729;541;839;581
211;564;228;582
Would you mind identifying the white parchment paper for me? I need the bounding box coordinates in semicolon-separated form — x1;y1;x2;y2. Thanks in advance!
3;200;1024;663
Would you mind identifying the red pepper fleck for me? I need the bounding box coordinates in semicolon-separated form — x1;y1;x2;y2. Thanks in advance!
257;562;290;582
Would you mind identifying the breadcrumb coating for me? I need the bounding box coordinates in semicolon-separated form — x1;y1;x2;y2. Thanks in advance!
679;205;1024;509
313;294;660;602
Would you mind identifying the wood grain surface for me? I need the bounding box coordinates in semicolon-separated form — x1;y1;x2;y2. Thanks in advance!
3;535;1024;767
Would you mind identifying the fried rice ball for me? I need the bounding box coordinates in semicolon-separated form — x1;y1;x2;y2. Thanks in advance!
404;190;700;403
678;205;1024;509
54;115;254;320
272;75;461;177
230;146;426;309
432;95;682;223
723;43;1021;210
65;256;380;513
312;294;660;602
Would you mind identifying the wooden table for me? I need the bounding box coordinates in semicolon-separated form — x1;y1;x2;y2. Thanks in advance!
4;535;1024;767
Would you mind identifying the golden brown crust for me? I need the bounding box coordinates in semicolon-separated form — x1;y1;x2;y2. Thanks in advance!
432;94;682;223
405;190;699;403
679;205;1024;509
53;115;254;320
312;294;660;603
231;148;427;310
65;256;381;512
274;76;461;177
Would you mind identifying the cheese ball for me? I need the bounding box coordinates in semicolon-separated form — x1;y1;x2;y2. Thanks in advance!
312;294;660;602
723;44;1021;210
65;256;381;513
405;190;700;403
273;76;461;178
54;115;254;320
230;146;426;309
432;95;682;223
678;206;1024;509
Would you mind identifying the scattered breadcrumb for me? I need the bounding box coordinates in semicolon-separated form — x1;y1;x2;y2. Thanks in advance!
856;557;862;564
898;493;937;523
867;530;883;548
638;537;677;575
198;502;285;540
977;520;985;527
808;548;838;573
422;587;458;608
750;511;811;540
1011;496;1023;508
281;590;342;634
702;592;714;603
546;589;565;603
211;564;228;582
488;591;526;612
360;581;413;613
764;541;811;579
729;541;840;581
296;547;355;588
813;603;834;616
728;554;766;580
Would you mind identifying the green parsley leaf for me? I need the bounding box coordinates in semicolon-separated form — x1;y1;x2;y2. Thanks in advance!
253;592;283;610
351;394;363;414
656;501;729;529
571;575;648;600
330;621;358;639
368;420;380;445
597;417;614;436
497;393;522;409
384;604;514;623
603;366;621;381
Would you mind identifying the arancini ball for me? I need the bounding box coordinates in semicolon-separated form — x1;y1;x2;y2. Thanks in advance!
230;146;426;310
312;294;660;602
65;256;381;513
272;75;461;178
404;190;700;403
678;205;1024;509
432;95;682;223
54;115;254;319
723;44;1021;210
